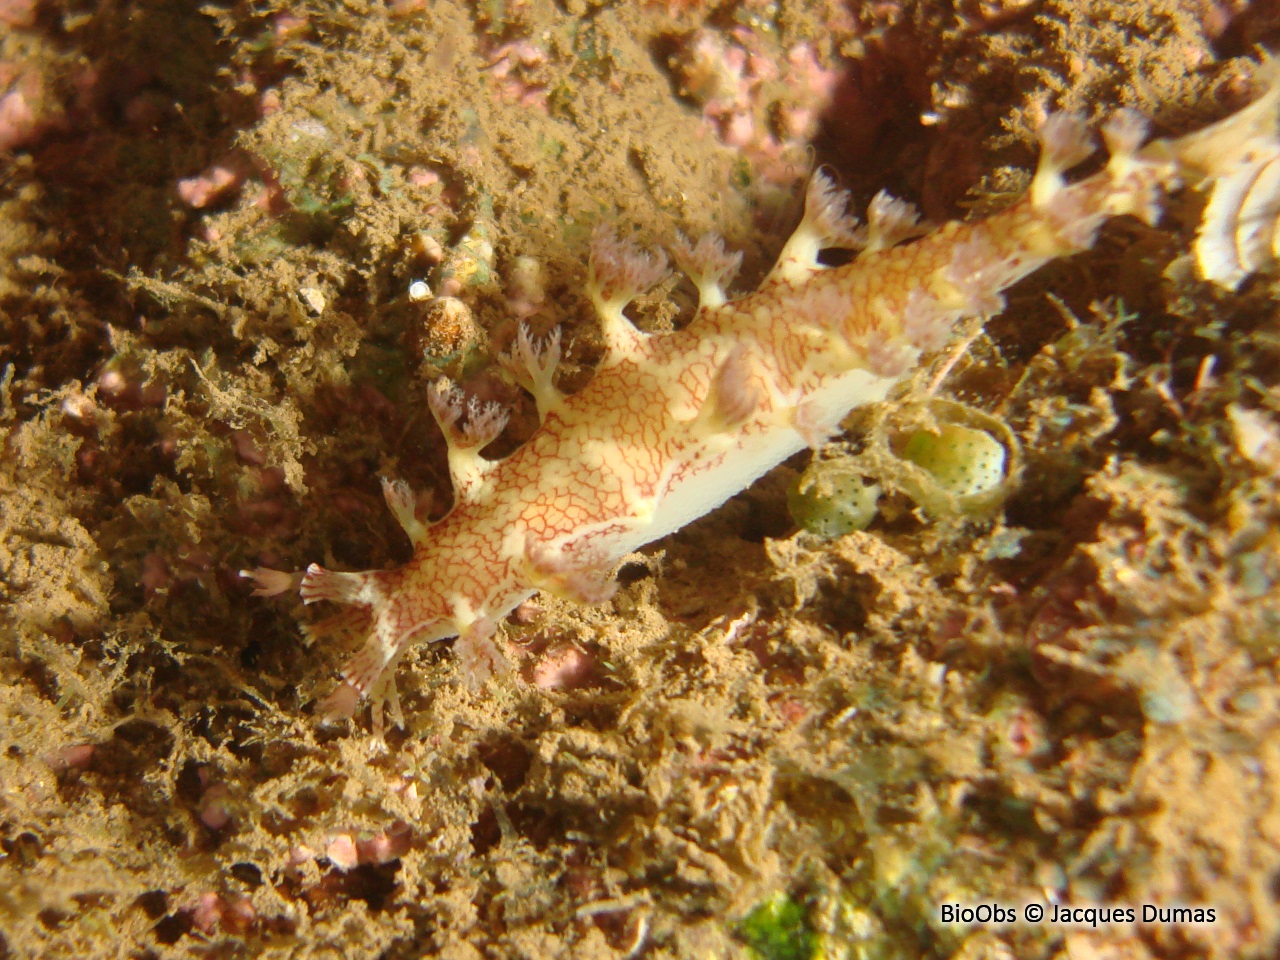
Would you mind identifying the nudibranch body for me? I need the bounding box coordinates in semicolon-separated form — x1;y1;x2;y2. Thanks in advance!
245;65;1280;728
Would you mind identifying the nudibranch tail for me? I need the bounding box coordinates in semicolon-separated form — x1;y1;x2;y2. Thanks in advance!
298;561;469;730
245;63;1280;731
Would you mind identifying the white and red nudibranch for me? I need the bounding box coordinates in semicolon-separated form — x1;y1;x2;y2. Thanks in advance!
244;63;1280;729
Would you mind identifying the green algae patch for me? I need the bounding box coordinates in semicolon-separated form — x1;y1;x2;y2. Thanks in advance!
740;893;818;960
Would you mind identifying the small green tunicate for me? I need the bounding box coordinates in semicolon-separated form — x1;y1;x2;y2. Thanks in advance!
788;460;880;538
900;423;1005;500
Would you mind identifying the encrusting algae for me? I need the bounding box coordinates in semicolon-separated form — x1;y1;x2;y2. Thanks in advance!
247;60;1280;735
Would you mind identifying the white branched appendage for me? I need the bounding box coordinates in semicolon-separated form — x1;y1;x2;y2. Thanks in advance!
671;231;743;309
242;61;1280;731
863;190;925;253
380;477;429;546
499;323;563;421
427;377;508;503
766;171;867;285
586;225;670;361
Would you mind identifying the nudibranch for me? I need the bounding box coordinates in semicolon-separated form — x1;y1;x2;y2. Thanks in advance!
245;63;1280;729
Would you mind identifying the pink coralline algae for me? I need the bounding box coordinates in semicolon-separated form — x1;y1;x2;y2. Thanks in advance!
670;29;841;184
